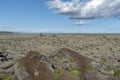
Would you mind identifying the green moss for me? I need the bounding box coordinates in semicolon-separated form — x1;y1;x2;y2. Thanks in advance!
53;70;62;80
68;58;75;63
53;68;81;80
68;69;81;76
85;64;92;71
114;70;120;77
0;76;9;80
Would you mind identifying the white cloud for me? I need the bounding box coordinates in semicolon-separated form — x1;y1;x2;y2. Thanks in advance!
47;0;120;25
75;20;90;25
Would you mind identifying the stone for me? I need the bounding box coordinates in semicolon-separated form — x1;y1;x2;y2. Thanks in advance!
117;60;120;62
0;61;15;69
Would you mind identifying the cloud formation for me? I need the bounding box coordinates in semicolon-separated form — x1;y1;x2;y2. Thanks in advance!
75;20;90;25
47;0;120;25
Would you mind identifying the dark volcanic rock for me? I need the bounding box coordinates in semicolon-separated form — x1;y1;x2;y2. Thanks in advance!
0;52;12;62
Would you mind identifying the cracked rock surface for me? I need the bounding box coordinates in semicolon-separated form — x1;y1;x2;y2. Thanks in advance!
0;34;120;80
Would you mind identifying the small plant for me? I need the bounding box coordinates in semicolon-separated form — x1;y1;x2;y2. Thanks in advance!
0;76;9;80
68;58;75;63
68;69;81;76
85;64;92;71
53;70;62;80
114;70;120;77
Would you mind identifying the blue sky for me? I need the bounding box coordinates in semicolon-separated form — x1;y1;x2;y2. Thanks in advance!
0;0;120;33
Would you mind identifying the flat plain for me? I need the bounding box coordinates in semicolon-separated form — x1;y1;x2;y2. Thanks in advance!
0;33;120;80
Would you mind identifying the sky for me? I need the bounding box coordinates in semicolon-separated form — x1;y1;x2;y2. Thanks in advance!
0;0;120;33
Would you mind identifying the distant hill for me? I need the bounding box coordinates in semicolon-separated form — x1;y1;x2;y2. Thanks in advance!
0;31;16;34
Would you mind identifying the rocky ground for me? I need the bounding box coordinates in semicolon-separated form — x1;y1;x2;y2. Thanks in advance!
0;34;120;80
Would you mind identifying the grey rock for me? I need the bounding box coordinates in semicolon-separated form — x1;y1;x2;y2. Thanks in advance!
0;61;15;69
14;62;30;80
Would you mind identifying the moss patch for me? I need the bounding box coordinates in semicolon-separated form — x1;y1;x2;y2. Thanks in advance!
114;70;120;77
53;70;62;80
68;58;75;63
85;64;92;71
68;69;81;76
0;76;9;80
